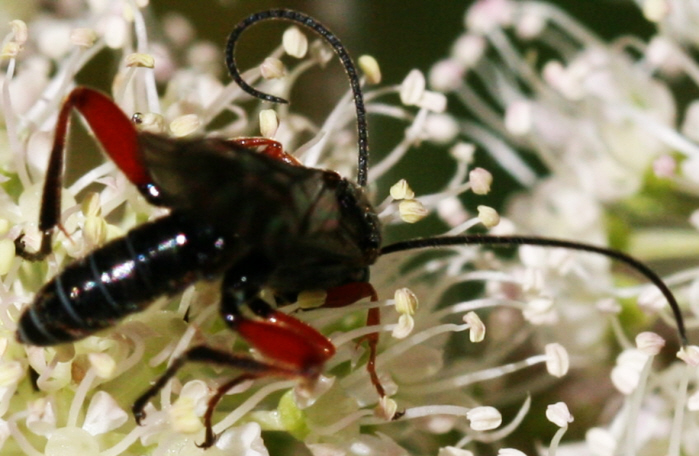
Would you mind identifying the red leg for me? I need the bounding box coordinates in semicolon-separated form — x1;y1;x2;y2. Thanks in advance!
198;374;258;448
228;137;302;166
323;282;385;397
231;299;335;374
54;88;150;187
135;281;385;445
323;282;377;307
218;264;337;377
16;87;150;261
364;306;384;397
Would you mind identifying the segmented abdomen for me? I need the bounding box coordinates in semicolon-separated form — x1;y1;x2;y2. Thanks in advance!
17;213;228;346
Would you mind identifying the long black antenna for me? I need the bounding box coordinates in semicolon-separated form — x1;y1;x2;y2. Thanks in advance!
381;234;688;346
225;9;370;187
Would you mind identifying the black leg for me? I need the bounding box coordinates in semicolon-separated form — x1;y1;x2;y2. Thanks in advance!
132;345;296;446
196;373;258;448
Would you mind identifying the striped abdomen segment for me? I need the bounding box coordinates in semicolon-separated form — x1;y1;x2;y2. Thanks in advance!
17;213;229;346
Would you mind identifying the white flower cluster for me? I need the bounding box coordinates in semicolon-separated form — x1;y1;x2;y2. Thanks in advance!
1;1;697;455
427;0;699;454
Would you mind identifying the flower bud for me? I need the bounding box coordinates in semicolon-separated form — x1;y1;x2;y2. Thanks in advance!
170;114;201;137
400;69;426;106
399;199;428;223
477;205;500;228
545;343;569;377
390;179;415;200
359;55;381;84
125;52;155;68
546;402;573;428
467;406;501;431
283;26;308;58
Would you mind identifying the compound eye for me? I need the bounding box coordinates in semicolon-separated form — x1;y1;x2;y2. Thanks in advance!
131;112;166;133
131;112;144;124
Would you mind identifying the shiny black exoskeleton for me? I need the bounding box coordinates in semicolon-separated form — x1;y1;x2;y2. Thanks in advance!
17;133;380;345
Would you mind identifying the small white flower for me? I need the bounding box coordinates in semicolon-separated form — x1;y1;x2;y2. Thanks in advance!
390;179;415;200
465;0;514;34
595;298;621;314
469;167;493;195
515;8;546;38
260;57;286;79
70;28;98;48
439;447;474;456
102;15;129;48
464;311;486;342
586;427;617;456
523;297;558;325
399;199;428;223
424;112;458;142
677;345;699;366
44;427;101;455
546;402;573;428
394;287;419;315
359;55;382;84
450;142;476;163
451;34;486;67
0;239;15;275
477;205;500;228
259;109;279;138
400;69;426;106
1;41;21;58
611;349;650;394
637;287;667;314
635;332;665;356
9;19;28;44
466;406;502;431
83;392;128;436
26;398;57;436
652;154;676;178
0;361;23;387
375;396;398;420
504;100;533;136
392;313;415;339
215;423;269;455
169;114;201;137
88;352;116;379
418;91;448;114
283;26;308;58
642;0;670;22
545;343;569;377
498;449;527;456
429;59;464;92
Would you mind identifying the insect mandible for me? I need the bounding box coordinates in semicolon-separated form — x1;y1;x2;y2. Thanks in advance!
14;8;688;449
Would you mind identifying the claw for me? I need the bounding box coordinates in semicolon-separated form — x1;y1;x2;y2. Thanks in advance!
196;429;219;449
132;399;148;426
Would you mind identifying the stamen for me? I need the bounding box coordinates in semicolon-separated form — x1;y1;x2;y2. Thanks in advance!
359;55;382;84
283;26;308;58
466;406;502;431
260;57;286;79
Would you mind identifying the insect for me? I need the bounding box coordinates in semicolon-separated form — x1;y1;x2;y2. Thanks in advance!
14;8;687;449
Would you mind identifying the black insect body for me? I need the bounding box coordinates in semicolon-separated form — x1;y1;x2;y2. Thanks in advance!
15;8;688;449
18;133;379;346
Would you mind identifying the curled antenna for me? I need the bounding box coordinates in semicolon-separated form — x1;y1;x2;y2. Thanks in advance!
381;234;689;346
225;9;370;187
